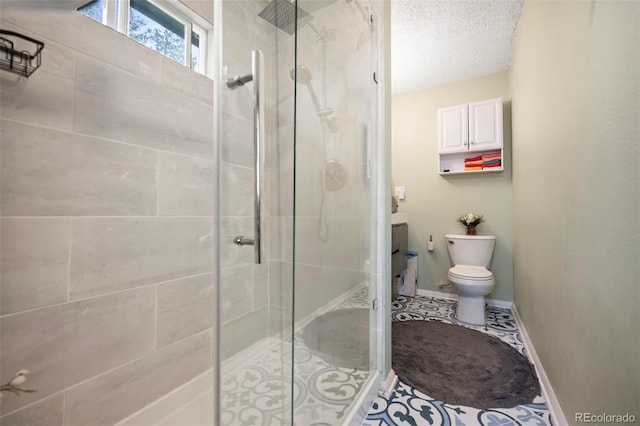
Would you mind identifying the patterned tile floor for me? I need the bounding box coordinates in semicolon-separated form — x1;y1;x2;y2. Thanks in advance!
220;291;553;425
220;288;372;425
364;295;553;426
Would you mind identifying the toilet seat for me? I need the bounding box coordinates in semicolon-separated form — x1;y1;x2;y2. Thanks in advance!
448;265;493;281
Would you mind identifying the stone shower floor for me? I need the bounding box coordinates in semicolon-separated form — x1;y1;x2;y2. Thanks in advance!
364;294;553;426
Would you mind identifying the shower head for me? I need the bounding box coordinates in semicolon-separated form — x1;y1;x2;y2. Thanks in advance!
290;65;337;129
290;65;325;115
258;0;310;35
290;64;312;84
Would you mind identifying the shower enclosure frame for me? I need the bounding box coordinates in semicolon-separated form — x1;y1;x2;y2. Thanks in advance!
214;0;389;424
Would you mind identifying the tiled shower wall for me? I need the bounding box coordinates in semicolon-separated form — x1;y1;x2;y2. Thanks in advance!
0;6;214;425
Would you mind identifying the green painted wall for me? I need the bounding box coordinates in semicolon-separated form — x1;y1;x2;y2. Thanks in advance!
510;0;639;422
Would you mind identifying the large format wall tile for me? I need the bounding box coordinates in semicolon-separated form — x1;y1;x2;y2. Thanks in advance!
220;264;253;323
0;394;64;426
253;262;269;310
269;260;293;312
0;287;155;414
220;111;253;168
156;274;215;348
69;217;214;299
0;120;157;216
158;152;215;216
294;216;365;269
0;22;76;132
1;218;70;315
160;56;213;105
220;307;269;361
74;55;213;160
0;7;220;422
219;163;254;216
0;68;74;133
64;332;212;426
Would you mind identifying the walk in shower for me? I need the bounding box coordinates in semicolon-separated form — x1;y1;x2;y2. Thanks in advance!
0;0;382;424
216;0;383;423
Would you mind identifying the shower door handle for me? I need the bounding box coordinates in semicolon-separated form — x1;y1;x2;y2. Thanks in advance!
252;49;264;264
228;50;264;264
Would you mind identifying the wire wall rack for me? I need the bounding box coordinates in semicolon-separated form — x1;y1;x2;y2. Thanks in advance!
0;30;45;77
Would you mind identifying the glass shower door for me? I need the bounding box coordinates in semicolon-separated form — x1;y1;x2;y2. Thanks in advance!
216;1;296;424
291;1;379;424
215;0;380;424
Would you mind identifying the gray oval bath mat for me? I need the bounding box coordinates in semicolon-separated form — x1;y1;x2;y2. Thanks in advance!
392;320;540;408
302;308;369;370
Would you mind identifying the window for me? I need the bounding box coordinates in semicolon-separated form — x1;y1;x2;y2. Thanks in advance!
79;0;209;75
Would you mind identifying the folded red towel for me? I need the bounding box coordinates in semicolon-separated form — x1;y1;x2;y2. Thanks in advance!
465;161;483;167
465;155;482;163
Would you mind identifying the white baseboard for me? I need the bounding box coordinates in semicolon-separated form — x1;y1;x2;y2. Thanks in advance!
512;304;568;426
378;368;398;398
415;288;513;309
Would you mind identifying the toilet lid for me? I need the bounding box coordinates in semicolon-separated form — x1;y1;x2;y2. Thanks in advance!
449;265;493;280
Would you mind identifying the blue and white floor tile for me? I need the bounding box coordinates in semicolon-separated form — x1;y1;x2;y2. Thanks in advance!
364;295;553;426
221;287;372;425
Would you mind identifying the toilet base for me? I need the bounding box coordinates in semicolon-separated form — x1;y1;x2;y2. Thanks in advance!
456;295;486;325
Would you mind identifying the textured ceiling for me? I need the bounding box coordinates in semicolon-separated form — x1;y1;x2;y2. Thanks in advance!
391;0;523;94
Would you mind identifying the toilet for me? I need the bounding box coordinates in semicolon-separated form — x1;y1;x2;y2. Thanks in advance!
445;234;496;325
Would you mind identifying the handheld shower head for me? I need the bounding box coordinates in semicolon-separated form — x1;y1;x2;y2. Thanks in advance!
290;65;312;84
291;64;325;114
290;65;337;130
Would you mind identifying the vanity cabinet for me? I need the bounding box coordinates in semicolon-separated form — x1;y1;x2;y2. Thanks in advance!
438;98;504;174
391;222;408;300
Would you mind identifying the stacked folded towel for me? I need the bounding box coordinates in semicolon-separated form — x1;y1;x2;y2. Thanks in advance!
464;155;483;171
481;152;502;169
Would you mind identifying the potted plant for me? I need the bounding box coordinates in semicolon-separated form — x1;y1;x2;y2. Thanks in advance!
457;213;485;235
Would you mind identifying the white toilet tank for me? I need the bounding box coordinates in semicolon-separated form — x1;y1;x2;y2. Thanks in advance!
445;234;496;268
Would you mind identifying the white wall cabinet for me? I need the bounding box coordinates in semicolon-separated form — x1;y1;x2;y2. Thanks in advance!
438;98;504;174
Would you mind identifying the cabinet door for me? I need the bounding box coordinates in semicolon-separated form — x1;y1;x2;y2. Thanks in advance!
468;98;503;151
438;104;468;153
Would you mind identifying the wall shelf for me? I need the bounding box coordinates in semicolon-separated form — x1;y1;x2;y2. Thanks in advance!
0;30;44;78
438;148;504;175
440;167;503;176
